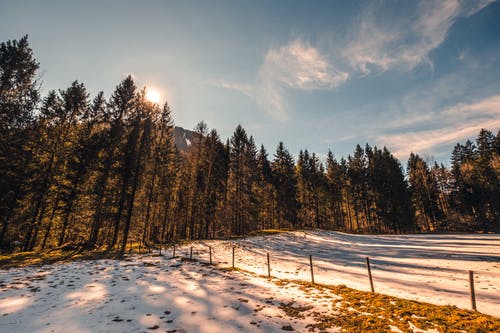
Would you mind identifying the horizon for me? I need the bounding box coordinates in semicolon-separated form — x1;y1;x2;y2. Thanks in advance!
1;0;500;164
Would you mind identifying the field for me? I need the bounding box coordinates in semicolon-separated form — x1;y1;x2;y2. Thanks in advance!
1;231;499;332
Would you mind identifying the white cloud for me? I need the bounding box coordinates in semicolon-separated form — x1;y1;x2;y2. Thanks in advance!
213;39;349;120
260;39;349;90
343;0;493;74
377;95;500;158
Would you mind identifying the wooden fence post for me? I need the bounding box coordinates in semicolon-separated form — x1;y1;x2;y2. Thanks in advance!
172;244;176;258
190;246;193;261
232;246;235;269
159;243;162;256
469;270;477;311
365;257;374;292
267;253;271;278
209;246;212;265
309;255;315;285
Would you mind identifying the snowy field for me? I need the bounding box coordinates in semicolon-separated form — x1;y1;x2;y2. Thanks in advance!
201;231;500;317
0;231;499;332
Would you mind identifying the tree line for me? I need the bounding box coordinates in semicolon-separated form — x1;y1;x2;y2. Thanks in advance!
1;36;499;254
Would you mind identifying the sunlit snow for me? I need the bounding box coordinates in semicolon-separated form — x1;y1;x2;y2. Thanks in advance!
0;231;498;332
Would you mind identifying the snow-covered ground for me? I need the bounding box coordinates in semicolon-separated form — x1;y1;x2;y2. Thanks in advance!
199;231;500;317
1;256;336;333
0;231;499;332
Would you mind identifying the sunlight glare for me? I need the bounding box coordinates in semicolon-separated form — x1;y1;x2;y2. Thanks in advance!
0;296;30;313
66;283;106;305
145;89;160;104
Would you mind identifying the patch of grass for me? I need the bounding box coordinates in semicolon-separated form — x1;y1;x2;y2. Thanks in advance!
0;240;165;269
280;281;500;332
246;228;299;237
257;229;292;235
0;249;123;269
279;301;313;319
220;266;255;275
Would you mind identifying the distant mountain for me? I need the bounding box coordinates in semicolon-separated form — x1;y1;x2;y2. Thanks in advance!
173;126;195;151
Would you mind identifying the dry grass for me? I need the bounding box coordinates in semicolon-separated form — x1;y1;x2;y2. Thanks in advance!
0;248;125;269
289;281;500;332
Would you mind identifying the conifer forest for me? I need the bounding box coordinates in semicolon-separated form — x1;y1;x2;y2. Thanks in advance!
1;36;499;255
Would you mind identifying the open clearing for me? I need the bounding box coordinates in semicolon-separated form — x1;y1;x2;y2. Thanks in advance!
0;231;499;332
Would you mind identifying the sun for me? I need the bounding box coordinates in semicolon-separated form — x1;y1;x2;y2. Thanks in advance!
145;89;160;104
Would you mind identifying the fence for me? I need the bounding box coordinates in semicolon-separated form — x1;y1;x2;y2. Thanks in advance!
152;241;485;313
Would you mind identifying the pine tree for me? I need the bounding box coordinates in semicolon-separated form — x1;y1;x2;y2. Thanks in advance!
0;36;40;250
184;121;208;239
474;130;499;231
431;162;452;230
200;129;229;238
325;151;345;230
22;88;77;251
140;101;176;245
296;150;324;228
256;145;276;229
54;81;91;246
407;153;442;231
107;76;138;249
0;35;39;127
347;145;368;231
119;91;153;254
371;147;413;232
227;125;258;235
271;142;298;228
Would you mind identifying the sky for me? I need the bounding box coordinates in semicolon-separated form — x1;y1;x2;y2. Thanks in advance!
1;0;500;164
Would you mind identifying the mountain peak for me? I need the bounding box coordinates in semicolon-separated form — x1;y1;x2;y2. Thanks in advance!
173;126;195;151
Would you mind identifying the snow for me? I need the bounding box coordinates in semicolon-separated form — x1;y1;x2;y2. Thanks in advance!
0;257;337;332
0;231;499;332
200;231;500;317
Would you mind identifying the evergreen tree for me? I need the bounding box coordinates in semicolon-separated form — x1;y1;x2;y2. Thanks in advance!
141;101;176;245
256;145;276;229
347;145;369;231
55;81;91;246
0;36;40;250
407;153;442;231
107;76;138;249
200;129;229;238
271;142;298;228
185;121;208;239
325;151;345;230
371;147;413;232
296;150;324;228
431;162;452;230
227;125;258;235
118;91;153;254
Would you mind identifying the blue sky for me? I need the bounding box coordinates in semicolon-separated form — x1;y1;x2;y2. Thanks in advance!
1;0;499;164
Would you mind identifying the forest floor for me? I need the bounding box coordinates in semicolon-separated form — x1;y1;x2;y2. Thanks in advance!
0;230;499;332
